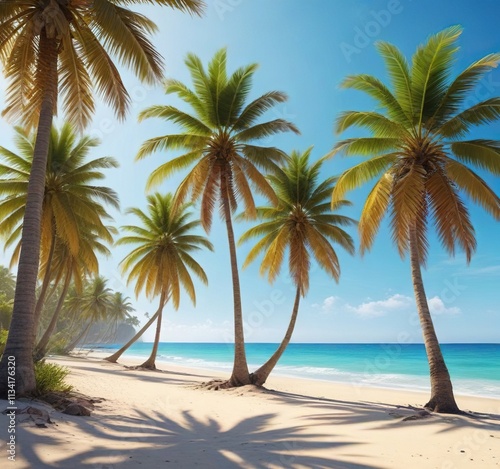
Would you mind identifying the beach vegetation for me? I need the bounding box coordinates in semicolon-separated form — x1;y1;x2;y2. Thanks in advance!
0;124;119;346
136;48;299;385
239;148;356;385
117;193;213;369
0;0;204;397
331;26;500;413
33;360;73;396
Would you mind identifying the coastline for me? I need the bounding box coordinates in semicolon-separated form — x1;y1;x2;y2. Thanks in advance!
82;346;500;400
1;354;499;468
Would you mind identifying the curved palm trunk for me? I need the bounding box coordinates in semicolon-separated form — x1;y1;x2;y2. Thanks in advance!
0;32;58;397
105;310;161;363
34;271;72;361
64;321;93;354
33;230;57;330
221;174;250;386
409;227;460;414
139;292;167;370
250;287;301;386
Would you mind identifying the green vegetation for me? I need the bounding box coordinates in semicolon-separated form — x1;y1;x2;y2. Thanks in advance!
34;361;73;396
331;26;500;413
240;148;356;385
137;48;298;386
0;2;497;418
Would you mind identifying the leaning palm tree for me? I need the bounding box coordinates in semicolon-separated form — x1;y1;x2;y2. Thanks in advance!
331;26;500;413
104;305;165;363
34;226;113;360
118;193;213;370
0;124;118;328
0;0;204;396
239;149;356;385
137;48;299;385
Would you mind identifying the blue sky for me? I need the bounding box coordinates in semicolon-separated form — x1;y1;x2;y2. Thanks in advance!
0;0;499;343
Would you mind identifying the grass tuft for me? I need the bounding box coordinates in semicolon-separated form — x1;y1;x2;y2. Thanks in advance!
34;360;74;396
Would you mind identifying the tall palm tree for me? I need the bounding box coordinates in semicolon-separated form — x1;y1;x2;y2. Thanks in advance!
0;0;204;396
239;149;355;385
137;48;299;385
0;124;118;327
118;193;212;369
331;26;500;413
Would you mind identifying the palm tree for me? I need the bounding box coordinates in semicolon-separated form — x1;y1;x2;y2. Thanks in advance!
34;226;113;360
118;193;212;369
331;26;500;413
97;292;135;343
63;276;114;352
239;149;356;385
137;48;299;385
0;0;204;396
0;124;118;328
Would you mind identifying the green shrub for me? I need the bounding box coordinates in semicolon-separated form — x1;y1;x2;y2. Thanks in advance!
34;360;73;396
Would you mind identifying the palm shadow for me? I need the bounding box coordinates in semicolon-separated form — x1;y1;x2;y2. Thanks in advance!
264;389;500;433
10;406;384;469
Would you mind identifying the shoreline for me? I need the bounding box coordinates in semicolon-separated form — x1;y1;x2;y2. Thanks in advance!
1;354;499;468
74;348;500;400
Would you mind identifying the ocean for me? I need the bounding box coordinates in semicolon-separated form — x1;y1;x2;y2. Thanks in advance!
92;342;500;398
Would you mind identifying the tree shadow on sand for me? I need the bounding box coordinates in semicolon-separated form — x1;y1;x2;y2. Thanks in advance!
13;407;383;469
264;389;500;433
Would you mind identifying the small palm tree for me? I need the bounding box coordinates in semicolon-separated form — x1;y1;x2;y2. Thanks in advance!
0;0;204;397
63;276;114;352
137;48;299;385
331;26;500;413
34;226;114;360
98;292;136;343
118;193;213;369
240;149;355;385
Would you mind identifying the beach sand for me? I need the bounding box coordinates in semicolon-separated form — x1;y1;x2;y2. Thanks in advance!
1;353;499;468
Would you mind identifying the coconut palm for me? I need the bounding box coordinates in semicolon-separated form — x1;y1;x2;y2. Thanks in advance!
63;276;114;352
34;225;113;360
118;193;213;369
239;149;356;385
331;26;500;413
0;124;118;327
0;0;204;397
137;48;299;385
96;292;135;343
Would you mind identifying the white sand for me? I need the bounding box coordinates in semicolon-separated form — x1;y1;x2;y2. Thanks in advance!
1;354;499;468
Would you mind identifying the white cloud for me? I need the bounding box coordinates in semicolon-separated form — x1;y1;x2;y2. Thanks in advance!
428;296;461;316
313;296;340;314
346;294;413;318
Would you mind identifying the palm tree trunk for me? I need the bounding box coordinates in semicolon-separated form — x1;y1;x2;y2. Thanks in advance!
33;230;57;330
105;310;161;363
0;32;58;398
250;287;301;386
221;172;250;386
64;321;93;354
409;226;460;414
34;271;72;361
140;292;167;370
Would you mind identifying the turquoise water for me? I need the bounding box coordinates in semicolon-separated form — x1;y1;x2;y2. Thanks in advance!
93;343;500;398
